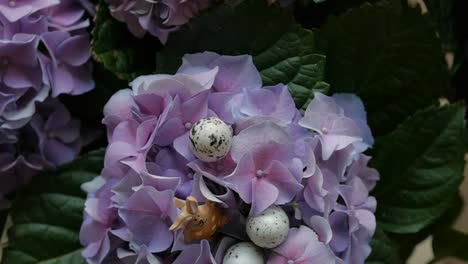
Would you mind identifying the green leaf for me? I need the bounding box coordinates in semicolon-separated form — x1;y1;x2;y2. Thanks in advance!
431;228;468;262
92;1;160;80
389;193;464;262
366;228;400;264
1;150;104;264
425;0;457;52
318;0;450;136
156;0;327;108
254;29;328;107
371;103;466;234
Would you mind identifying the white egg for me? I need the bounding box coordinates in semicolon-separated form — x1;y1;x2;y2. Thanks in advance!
189;117;232;162
246;205;289;248
223;242;264;264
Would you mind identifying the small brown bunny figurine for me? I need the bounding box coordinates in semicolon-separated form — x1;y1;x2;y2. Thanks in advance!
169;196;227;242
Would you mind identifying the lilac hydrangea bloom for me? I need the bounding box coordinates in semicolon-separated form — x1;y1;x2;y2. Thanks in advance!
118;186;178;253
225;121;304;216
268;225;337;264
299;92;364;160
332;94;373;147
81;177;137;264
0;0;95;204
0;0;60;22
30;98;81;165
0;83;49;129
0;98;82;205
0;34;42;88
106;0;210;43
0;127;44;197
177;52;262;93
41;31;93;96
0;0;94;128
81;51;379;264
329;178;376;263
40;0;94;31
81;180;118;264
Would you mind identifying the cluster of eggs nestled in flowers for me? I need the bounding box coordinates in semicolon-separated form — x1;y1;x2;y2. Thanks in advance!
188;118;290;263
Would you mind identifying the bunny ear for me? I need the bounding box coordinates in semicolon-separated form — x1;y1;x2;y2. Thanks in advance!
186;196;199;214
169;215;193;231
173;197;186;209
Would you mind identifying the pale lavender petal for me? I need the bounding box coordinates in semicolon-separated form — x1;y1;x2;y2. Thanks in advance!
309;215;333;244
41;138;77;166
230;121;290;162
173;240;216;264
251;179;279;216
179;52;261;93
304;92;342;116
103;89;136;122
118;187;175;253
140;171;180;191
264;160;303;204
191;173;236;209
224;153;255;203
56;34;91;66
273;226;315;260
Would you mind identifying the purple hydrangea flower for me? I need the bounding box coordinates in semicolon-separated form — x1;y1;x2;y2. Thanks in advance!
0;34;42;88
177;52;262;93
332;93;374;150
0;0;94;130
81;51;379;264
345;154;379;191
268;225;337;264
329;178;376;263
81;179;122;264
237;84;298;124
299;92;364;160
0;0;60;22
118;186;178;253
41;31;93;96
0;83;49;129
0;1;93;204
106;0;210;43
30;98;81;165
0;127;45;196
225;121;304;216
0;98;81;205
40;0;94;31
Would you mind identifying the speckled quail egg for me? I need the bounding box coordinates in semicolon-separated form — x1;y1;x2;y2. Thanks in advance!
223;242;264;264
189;117;233;162
246;205;290;249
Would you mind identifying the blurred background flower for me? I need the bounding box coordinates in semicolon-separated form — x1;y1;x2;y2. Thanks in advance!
0;99;81;208
0;0;94;206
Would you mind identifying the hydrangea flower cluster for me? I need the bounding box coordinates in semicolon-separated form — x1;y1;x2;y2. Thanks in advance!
0;0;93;205
106;0;210;44
80;51;379;264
